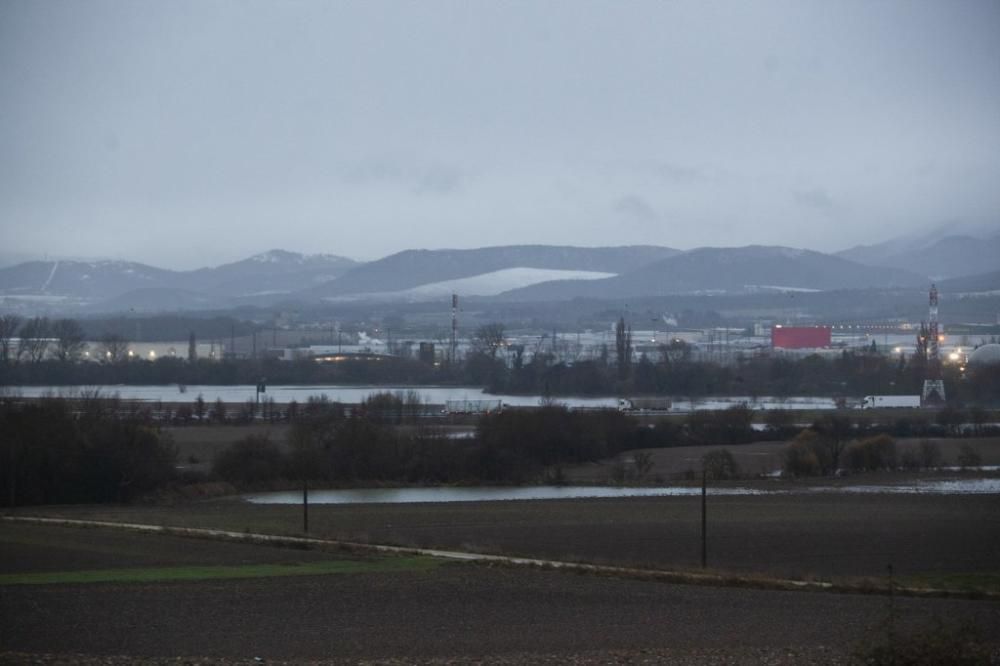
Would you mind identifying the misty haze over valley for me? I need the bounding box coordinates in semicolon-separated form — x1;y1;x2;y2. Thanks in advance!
3;2;1000;665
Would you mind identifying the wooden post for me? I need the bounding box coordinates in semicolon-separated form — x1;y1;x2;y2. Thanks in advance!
303;478;309;534
701;467;707;568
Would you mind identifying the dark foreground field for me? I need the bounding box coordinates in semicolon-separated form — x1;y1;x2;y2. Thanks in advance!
2;522;999;664
21;489;1000;582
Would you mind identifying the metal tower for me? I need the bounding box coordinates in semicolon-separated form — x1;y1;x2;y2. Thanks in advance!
921;284;946;404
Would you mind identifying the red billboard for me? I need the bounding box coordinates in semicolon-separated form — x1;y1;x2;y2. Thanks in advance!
771;326;831;349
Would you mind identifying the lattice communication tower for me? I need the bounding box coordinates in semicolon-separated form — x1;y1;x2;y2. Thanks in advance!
921;284;946;404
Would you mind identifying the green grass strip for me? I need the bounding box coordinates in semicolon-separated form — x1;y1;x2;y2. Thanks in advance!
900;572;1000;596
0;556;441;586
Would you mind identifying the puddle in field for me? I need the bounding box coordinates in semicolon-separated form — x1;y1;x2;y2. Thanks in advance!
244;485;772;504
243;478;1000;505
804;478;1000;495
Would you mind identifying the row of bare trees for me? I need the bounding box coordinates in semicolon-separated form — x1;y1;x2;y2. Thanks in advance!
0;314;129;364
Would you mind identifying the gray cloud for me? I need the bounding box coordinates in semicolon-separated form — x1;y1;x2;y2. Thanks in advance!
613;195;659;225
650;163;707;184
1;0;998;268
792;188;841;215
340;162;464;196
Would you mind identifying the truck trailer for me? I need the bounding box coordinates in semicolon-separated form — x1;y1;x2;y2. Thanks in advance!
861;395;921;409
618;397;673;412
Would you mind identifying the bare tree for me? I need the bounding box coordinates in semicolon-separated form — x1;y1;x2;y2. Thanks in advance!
17;317;52;363
702;449;740;480
968;406;988;436
633;451;655;480
615;316;632;380
812;413;853;472
52;318;86;362
472;322;506;359
100;333;130;363
0;314;21;363
212;397;227;423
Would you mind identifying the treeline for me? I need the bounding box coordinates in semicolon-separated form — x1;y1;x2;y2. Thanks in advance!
4;350;999;407
783;431;984;477
472;349;1000;405
1;396;177;506
214;400;642;486
5;392;996;505
210;400;997;489
2;313;999;405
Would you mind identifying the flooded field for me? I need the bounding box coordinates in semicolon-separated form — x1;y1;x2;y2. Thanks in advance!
244;477;1000;505
3;384;840;411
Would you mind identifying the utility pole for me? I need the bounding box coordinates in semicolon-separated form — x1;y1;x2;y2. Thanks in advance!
451;294;458;364
302;478;309;533
255;377;266;418
701;467;708;568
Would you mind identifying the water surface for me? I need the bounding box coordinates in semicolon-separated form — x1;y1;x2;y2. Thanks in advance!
243;477;1000;505
2;384;839;411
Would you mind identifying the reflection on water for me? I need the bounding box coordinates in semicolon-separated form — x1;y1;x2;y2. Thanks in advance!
4;385;839;411
243;478;1000;505
244;485;773;505
806;478;1000;495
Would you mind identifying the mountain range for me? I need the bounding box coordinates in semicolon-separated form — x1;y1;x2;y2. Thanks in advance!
0;250;357;309
1;231;997;314
837;231;1000;280
497;246;927;301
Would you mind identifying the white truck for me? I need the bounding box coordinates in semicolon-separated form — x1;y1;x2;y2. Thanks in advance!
861;395;921;409
618;397;672;412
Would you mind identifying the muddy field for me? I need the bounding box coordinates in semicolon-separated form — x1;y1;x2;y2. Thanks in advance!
563;437;1000;482
0;522;344;574
2;522;999;664
18;487;1000;582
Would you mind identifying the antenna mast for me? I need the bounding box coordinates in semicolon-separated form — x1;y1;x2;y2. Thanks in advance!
921;284;946;404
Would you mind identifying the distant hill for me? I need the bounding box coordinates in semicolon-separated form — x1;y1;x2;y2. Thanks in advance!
499;246;928;301
0;244;948;315
94;288;225;313
937;269;1000;294
308;245;680;297
0;260;179;299
0;250;358;309
837;232;1000;280
180;250;358;297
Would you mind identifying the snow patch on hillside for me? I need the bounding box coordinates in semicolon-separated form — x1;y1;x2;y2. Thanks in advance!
401;268;617;298
325;267;617;302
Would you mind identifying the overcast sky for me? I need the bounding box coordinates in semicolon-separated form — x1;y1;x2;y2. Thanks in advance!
2;0;999;269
